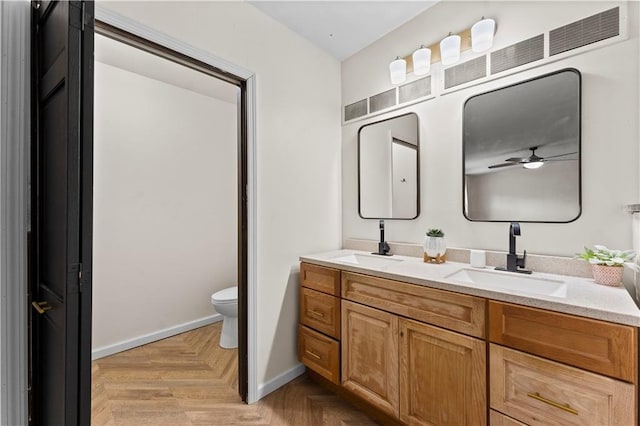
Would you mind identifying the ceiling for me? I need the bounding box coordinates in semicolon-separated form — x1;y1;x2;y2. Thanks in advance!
248;1;438;60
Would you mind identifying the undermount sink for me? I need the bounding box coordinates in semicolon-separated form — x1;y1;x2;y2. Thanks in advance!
331;253;404;268
445;268;567;298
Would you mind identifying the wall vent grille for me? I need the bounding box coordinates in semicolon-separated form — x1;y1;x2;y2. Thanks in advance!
399;77;431;104
369;88;397;113
344;99;368;121
491;35;544;74
549;7;619;56
444;56;486;89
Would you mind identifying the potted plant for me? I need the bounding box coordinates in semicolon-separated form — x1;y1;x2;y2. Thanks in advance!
577;245;639;286
424;228;447;264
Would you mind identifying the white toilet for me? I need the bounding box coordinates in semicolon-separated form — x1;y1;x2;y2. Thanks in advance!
211;286;238;349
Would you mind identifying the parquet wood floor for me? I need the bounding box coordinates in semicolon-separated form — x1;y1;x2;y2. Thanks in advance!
92;322;378;425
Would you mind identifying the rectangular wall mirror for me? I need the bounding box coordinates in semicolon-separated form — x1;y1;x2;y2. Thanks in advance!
358;112;420;219
463;69;581;222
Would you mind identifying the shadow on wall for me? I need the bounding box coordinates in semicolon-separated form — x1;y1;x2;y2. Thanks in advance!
262;265;301;384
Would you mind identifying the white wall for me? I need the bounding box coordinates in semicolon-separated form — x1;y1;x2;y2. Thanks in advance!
342;1;639;257
97;1;342;391
466;161;579;221
93;60;238;352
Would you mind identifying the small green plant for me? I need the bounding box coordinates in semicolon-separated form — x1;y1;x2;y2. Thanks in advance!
577;245;639;270
426;228;445;238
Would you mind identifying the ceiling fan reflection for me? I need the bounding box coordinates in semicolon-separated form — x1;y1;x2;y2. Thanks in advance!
488;147;577;170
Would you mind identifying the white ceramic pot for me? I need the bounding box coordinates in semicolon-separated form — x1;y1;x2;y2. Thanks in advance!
424;236;447;258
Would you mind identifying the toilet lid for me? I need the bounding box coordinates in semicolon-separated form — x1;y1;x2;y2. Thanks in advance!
211;286;237;303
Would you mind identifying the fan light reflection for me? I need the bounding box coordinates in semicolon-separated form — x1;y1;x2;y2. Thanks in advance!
523;161;544;169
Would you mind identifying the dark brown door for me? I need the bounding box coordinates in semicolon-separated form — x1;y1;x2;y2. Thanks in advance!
30;1;94;424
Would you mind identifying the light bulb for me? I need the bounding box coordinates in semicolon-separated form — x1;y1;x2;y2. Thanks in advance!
471;17;496;52
523;161;544;169
440;34;461;66
389;57;407;84
412;46;431;76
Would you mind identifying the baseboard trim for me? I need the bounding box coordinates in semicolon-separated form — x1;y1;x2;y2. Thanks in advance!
91;314;223;360
256;363;307;401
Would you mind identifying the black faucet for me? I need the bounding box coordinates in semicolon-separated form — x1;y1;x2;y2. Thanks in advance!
495;222;531;274
372;219;391;256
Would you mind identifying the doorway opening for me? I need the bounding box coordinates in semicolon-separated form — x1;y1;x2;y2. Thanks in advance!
92;20;249;405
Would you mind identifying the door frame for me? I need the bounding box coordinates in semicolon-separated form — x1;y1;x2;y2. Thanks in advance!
94;5;258;402
0;1;30;424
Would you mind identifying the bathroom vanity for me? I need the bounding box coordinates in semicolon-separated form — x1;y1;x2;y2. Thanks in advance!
298;250;639;426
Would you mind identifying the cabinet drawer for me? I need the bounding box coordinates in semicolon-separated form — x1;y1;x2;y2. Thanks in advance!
342;271;486;338
300;262;341;296
490;344;636;426
489;410;527;426
298;325;340;384
489;301;637;382
300;287;340;339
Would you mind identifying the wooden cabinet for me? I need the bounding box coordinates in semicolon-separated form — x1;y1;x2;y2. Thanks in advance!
341;297;486;424
490;344;635;426
300;261;638;426
399;318;486;425
489;301;637;382
341;300;399;417
298;263;342;384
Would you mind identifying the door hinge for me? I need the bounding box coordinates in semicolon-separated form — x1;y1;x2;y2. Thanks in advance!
69;263;83;294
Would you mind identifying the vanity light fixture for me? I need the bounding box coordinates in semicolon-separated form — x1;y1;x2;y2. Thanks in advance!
389;56;407;84
471;17;496;52
412;45;431;75
388;17;497;84
440;33;461;66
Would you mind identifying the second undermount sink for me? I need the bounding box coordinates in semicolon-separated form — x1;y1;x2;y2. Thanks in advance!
445;268;567;298
331;253;404;269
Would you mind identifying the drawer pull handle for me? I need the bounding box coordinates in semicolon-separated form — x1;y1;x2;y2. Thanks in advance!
527;392;578;416
309;309;325;318
305;350;322;360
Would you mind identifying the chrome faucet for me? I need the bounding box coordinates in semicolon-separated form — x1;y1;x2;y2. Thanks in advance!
372;219;391;256
495;222;531;274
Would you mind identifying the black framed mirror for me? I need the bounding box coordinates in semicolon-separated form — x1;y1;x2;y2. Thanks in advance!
463;68;581;222
358;113;420;219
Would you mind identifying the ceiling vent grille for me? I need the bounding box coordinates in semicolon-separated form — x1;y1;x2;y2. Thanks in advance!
444;56;486;89
549;7;619;56
399;76;431;104
369;88;397;113
344;99;367;121
491;34;544;74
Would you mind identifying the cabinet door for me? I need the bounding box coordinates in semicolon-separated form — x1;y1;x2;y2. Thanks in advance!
342;300;399;417
399;318;486;426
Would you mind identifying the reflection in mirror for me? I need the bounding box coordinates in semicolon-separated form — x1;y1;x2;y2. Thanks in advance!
463;69;581;222
359;113;419;219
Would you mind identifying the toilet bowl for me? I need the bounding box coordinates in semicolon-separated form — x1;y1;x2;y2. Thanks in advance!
211;286;238;349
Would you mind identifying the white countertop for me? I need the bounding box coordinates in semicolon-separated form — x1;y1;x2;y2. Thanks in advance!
300;249;640;327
